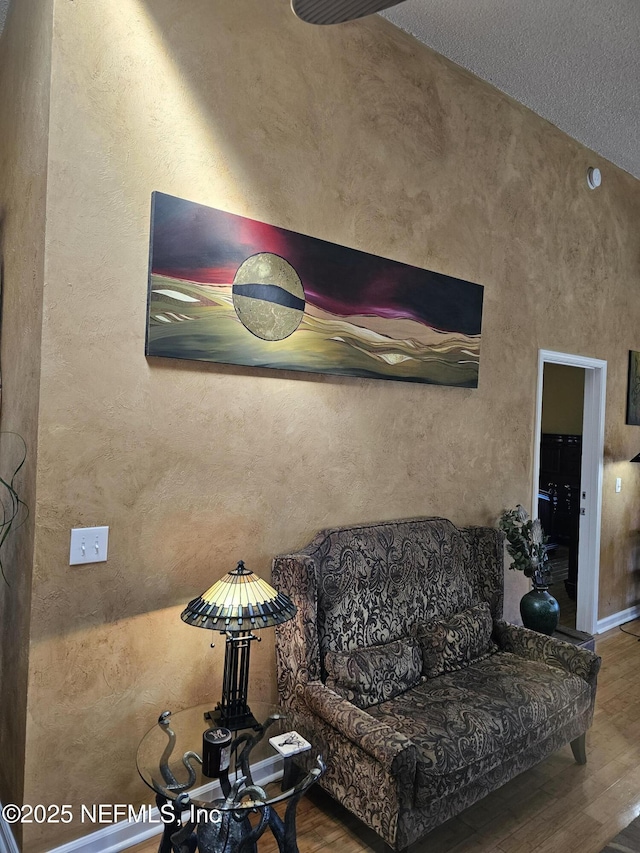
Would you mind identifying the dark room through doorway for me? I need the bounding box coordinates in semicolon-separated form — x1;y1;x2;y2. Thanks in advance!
538;363;586;630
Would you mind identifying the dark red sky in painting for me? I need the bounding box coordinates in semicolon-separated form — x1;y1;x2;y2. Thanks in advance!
150;192;483;335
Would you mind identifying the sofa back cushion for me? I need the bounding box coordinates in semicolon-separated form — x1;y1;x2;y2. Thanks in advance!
325;637;422;709
304;517;503;667
412;601;498;678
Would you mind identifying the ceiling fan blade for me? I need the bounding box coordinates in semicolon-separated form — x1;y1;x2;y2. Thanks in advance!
291;0;407;25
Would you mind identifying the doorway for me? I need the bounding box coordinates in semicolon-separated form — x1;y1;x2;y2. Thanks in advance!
532;351;607;635
538;365;585;629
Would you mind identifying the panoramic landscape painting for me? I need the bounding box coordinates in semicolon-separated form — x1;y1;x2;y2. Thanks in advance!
146;192;484;387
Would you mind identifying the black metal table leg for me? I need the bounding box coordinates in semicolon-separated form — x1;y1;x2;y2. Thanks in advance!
281;756;296;792
268;760;325;853
267;787;308;853
156;794;182;853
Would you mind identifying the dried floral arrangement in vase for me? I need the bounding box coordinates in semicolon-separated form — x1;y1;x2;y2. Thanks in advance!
498;504;559;635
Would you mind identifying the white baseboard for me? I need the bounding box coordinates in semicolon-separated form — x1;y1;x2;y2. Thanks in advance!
1;755;281;853
45;815;162;853
596;604;640;634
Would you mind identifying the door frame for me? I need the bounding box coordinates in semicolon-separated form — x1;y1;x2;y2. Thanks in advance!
531;350;607;635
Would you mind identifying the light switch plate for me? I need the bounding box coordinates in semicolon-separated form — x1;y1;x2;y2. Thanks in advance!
616;477;622;493
70;526;109;565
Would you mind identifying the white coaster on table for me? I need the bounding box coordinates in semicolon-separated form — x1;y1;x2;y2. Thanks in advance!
269;730;312;757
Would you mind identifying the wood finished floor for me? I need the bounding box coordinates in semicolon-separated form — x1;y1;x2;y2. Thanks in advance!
130;621;640;853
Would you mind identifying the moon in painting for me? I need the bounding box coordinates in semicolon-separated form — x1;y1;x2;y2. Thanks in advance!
232;253;306;341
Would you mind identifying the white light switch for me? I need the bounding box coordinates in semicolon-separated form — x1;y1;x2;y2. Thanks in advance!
70;526;109;565
616;477;622;493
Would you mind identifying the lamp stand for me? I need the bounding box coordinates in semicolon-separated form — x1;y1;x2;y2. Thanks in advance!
206;631;260;731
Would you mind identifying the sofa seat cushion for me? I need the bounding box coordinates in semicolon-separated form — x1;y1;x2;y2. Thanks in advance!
366;651;591;803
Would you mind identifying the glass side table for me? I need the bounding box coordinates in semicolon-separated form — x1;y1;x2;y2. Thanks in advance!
137;701;324;853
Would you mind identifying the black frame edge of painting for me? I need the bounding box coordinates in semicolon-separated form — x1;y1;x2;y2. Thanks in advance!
626;350;640;425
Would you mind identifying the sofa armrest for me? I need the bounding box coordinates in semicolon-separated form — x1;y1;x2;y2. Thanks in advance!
304;681;418;775
494;620;601;688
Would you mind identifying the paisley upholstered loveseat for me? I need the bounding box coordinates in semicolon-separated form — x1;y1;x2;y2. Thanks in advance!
272;517;600;851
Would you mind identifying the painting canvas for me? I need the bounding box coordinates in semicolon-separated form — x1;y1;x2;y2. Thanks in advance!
627;351;640;425
146;192;484;387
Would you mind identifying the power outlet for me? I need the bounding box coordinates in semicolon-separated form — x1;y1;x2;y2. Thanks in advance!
70;526;109;565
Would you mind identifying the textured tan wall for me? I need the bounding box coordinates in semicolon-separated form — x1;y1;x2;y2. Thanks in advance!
16;0;640;848
0;0;52;825
541;364;585;434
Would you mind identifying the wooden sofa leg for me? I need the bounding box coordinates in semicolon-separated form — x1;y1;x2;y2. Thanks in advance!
570;733;587;765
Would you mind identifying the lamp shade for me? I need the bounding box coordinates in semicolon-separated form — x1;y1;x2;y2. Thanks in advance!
181;560;296;632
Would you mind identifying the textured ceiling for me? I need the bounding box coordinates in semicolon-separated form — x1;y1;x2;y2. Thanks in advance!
0;0;637;180
383;0;640;180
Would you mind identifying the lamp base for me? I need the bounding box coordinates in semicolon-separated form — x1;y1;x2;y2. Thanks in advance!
205;705;260;732
208;631;262;732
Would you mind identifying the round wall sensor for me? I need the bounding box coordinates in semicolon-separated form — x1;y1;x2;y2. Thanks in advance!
587;167;601;190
